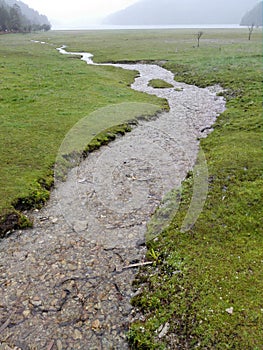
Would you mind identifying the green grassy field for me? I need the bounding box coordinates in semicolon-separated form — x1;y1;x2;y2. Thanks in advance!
0;32;166;234
0;29;262;348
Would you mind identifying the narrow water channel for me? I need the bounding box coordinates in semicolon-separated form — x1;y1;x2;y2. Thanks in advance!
0;44;225;349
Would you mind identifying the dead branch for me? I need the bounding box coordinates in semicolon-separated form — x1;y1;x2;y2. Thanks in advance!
122;261;153;270
46;340;55;350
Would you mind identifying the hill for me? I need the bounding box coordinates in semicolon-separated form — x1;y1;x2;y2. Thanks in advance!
103;0;255;25
0;0;50;32
240;1;263;26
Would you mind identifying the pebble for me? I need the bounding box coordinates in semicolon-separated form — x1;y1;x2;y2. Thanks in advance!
30;297;42;307
56;340;63;350
73;220;88;232
22;309;31;317
226;307;234;314
92;319;101;330
73;329;83;340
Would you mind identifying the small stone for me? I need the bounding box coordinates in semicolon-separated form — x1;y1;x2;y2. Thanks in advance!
30;297;42;307
92;319;101;330
23;309;31;317
136;239;146;247
56;340;63;350
73;329;82;340
226;307;234;315
73;220;88;232
158;322;170;338
115;265;123;272
68;264;77;271
94;302;101;310
16;289;23;297
52;217;58;224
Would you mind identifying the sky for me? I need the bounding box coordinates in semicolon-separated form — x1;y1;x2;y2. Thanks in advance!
23;0;139;29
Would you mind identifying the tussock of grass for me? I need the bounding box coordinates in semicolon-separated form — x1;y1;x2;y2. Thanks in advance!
148;79;174;89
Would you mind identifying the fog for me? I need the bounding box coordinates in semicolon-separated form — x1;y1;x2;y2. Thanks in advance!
23;0;256;29
104;0;256;26
23;0;138;29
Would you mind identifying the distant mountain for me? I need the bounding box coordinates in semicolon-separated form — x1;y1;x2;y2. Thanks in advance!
240;1;263;26
104;0;255;25
0;0;51;31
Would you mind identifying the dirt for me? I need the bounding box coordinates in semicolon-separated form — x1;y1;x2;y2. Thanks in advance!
0;47;225;349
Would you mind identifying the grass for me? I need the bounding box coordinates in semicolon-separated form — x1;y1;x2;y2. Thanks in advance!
148;79;174;89
0;33;166;235
0;28;262;347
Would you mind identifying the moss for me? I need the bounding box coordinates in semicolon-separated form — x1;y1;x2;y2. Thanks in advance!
13;181;50;211
0;210;32;238
83;123;133;155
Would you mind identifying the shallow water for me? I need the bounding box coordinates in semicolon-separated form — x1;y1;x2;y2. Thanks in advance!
55;46;225;248
0;45;225;349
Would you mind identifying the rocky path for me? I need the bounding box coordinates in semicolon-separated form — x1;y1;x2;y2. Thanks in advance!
0;49;225;350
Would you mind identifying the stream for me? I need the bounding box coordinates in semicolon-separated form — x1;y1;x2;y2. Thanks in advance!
0;45;225;349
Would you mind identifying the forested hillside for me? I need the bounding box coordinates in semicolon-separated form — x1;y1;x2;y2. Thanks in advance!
0;0;50;32
240;1;263;26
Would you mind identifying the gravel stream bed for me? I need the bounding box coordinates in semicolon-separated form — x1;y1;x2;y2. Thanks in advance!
0;49;225;349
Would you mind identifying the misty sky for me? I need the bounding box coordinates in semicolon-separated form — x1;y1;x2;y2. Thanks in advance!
23;0;139;29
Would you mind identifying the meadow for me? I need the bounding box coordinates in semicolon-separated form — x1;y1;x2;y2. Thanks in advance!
0;28;262;348
0;32;166;234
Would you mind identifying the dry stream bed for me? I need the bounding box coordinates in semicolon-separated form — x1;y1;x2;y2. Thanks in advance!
0;47;225;349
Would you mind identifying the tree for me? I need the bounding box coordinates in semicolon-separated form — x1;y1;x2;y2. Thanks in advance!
240;2;263;27
9;4;22;31
196;31;204;48
0;1;51;33
0;5;10;31
248;23;254;41
41;23;51;31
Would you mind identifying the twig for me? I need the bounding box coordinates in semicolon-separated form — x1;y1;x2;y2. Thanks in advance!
0;310;15;333
113;282;124;296
55;275;100;287
201;126;213;133
122;261;153;270
0;282;30;333
46;340;55;350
